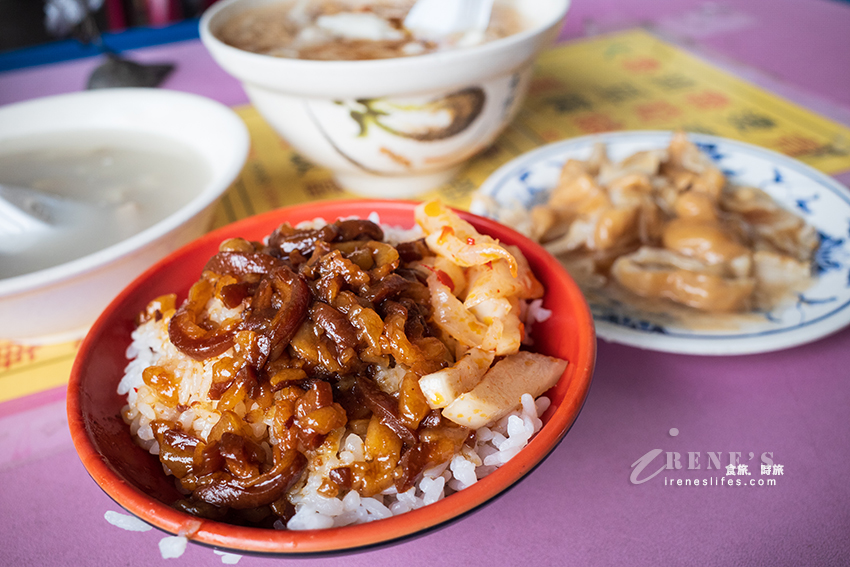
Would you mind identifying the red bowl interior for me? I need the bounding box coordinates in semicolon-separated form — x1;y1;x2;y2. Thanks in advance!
67;199;596;555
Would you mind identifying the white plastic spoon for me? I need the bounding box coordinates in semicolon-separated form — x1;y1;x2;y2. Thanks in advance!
404;0;495;37
0;184;100;254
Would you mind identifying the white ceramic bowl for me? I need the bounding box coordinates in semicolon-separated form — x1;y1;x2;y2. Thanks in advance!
0;89;249;344
200;0;570;197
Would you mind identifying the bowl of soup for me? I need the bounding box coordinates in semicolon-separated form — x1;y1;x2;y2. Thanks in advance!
200;0;571;198
0;89;249;343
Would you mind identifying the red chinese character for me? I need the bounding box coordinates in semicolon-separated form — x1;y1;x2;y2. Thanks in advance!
622;57;661;73
776;134;822;157
635;101;682;122
574;113;624;134
686;90;730;110
0;341;39;371
540;129;562;142
527;76;564;96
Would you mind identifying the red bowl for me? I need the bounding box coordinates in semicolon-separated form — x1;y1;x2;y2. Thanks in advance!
67;199;596;555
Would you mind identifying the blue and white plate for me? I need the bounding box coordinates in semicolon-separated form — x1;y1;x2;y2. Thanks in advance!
472;131;850;355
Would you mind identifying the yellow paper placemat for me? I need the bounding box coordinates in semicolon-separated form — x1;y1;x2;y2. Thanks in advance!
3;29;850;403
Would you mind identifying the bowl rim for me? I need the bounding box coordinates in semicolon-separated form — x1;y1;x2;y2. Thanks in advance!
199;0;572;73
0;88;250;297
67;199;595;555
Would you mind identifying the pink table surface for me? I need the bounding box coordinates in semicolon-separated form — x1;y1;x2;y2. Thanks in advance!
3;1;850;565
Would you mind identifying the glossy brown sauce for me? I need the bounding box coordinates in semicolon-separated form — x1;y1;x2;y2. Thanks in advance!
135;219;473;526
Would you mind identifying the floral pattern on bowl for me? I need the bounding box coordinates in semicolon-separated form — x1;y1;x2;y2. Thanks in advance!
305;72;524;176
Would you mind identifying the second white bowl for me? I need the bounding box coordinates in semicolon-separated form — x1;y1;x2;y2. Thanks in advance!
0;89;249;343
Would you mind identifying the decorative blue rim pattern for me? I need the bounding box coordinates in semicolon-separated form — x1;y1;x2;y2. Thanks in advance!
473;131;850;355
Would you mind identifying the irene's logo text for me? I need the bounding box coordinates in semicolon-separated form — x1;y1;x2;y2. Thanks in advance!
630;428;784;487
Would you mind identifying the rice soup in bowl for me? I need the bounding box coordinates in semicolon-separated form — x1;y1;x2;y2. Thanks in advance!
0;89;249;343
200;0;571;198
67;200;595;555
216;0;526;60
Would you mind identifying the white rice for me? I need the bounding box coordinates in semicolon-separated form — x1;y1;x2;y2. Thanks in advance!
158;535;188;559
120;317;548;529
119;216;551;529
520;298;552;345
